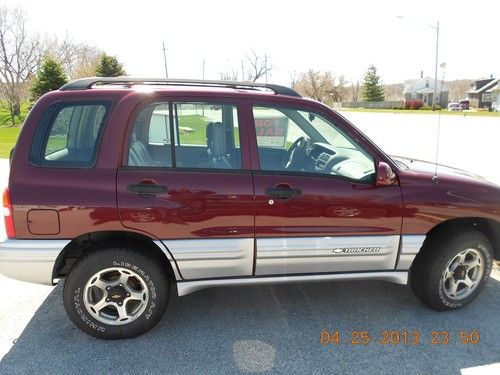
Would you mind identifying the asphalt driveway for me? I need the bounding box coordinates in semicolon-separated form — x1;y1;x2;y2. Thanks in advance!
0;275;499;374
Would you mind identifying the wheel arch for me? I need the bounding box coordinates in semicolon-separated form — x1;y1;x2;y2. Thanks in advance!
420;217;500;260
52;230;180;283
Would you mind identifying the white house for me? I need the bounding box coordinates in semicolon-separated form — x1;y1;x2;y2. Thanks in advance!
403;76;449;107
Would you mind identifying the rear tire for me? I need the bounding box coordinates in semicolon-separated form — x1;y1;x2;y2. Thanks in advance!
63;245;169;339
410;230;493;311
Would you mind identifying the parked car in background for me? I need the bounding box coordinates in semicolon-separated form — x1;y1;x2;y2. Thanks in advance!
1;78;499;339
447;102;462;111
459;99;470;110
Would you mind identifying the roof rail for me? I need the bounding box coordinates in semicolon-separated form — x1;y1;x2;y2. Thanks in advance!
59;77;301;97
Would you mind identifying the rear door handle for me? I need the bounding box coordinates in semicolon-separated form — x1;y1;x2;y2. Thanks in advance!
127;183;168;196
265;186;302;199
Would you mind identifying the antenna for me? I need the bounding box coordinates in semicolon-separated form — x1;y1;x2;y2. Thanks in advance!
432;114;441;185
433;62;446;185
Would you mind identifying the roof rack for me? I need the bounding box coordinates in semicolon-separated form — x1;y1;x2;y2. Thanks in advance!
59;77;301;97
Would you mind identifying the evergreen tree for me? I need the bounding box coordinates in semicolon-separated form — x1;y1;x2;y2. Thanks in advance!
30;57;67;103
361;65;385;102
95;53;126;77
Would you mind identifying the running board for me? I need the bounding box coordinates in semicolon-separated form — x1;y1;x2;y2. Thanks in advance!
176;271;408;296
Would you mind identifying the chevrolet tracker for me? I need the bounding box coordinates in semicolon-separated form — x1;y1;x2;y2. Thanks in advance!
1;78;499;339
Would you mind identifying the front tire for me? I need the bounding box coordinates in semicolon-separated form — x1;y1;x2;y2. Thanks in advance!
63;245;169;339
410;230;493;311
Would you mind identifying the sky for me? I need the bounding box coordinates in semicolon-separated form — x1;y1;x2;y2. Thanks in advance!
2;0;500;85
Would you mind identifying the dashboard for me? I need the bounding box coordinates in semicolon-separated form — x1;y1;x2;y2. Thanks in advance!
306;142;375;181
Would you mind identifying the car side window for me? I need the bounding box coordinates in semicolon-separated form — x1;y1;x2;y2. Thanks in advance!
173;102;241;169
127;102;241;170
128;104;173;167
254;107;307;149
253;106;375;183
34;102;111;167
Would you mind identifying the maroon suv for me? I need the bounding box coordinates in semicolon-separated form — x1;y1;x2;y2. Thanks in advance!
1;78;499;339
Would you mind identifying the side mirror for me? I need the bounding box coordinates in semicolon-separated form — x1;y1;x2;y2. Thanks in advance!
376;161;398;186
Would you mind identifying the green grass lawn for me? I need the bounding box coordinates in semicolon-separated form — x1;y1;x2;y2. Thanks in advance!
178;114;208;144
0;102;29;126
0;101;28;158
0;126;21;158
178;114;240;145
338;108;500;117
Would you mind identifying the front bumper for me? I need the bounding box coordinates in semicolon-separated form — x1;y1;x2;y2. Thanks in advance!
0;239;69;285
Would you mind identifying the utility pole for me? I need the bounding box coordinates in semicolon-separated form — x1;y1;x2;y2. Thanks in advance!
396;17;440;110
202;58;205;80
264;53;268;84
439;62;446;106
241;60;245;81
162;41;169;78
432;21;440;111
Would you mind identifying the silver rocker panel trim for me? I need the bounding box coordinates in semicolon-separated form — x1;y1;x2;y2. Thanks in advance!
161;238;254;279
255;235;400;275
396;235;426;270
176;271;408;296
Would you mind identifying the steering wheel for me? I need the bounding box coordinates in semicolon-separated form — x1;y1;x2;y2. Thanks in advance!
285;136;310;170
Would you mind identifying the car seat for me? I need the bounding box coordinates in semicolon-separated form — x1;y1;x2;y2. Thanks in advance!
128;131;156;166
205;122;232;169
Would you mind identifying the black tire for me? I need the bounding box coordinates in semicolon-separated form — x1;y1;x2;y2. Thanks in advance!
63;245;169;339
410;230;493;311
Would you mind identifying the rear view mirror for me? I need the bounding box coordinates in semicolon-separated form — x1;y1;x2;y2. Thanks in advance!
376;161;398;186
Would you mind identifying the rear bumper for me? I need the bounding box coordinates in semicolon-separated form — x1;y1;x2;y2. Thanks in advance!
0;239;69;285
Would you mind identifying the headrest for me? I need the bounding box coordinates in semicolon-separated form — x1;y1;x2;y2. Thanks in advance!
210;122;227;158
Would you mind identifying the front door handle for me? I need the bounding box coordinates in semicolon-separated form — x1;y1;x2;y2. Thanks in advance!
127;183;168;196
265;185;302;199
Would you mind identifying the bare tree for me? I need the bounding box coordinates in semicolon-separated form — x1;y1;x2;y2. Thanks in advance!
0;7;42;125
294;70;348;105
0;7;105;125
298;70;327;101
382;83;404;101
44;37;102;79
70;44;102;79
246;50;273;82
349;79;360;102
325;72;349;103
219;68;239;81
446;79;473;102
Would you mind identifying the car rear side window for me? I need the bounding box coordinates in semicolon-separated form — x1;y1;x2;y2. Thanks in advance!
31;101;111;168
127;101;241;170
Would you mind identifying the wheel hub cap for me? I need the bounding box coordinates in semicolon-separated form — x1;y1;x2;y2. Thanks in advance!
454;265;467;280
441;248;484;301
108;285;127;305
83;267;149;326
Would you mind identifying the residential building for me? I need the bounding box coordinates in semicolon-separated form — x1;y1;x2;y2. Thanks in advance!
403;76;449;107
468;77;499;109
